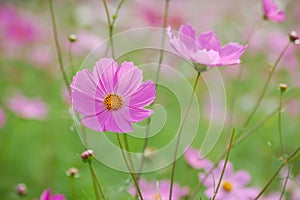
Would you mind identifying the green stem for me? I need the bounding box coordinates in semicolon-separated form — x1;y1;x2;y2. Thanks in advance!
68;42;75;75
116;134;143;200
123;134;134;171
242;42;291;129
89;161;107;200
88;162;101;200
48;0;71;96
138;0;170;175
169;72;200;200
211;129;235;200
280;166;290;200
254;146;300;199
278;91;284;156
70;177;77;200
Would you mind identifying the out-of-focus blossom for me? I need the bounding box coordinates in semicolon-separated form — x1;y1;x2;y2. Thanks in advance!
0;107;5;128
16;183;27;196
71;58;156;133
28;46;53;68
168;24;246;68
199;160;258;200
6;92;48;120
262;0;285;22
39;189;65;200
260;192;285;200
282;169;300;200
184;147;213;170
128;179;189;200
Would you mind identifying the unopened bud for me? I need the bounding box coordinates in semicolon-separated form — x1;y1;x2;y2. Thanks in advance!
143;146;157;159
289;31;299;43
16;183;27;196
68;34;77;43
66;167;80;178
81;149;94;162
279;83;288;92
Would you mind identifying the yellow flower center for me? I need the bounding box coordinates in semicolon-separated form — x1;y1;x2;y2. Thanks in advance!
153;192;161;200
104;94;123;111
222;181;233;192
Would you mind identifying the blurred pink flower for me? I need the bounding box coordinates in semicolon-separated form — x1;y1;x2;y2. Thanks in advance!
0;107;5;128
39;189;65;200
28;46;53;67
71;58;156;133
260;192;285;200
199;160;258;200
184;147;213;170
6;92;48;120
262;0;285;22
128;179;189;200
168;24;246;67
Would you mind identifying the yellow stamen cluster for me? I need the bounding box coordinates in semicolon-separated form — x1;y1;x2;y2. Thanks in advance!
104;94;123;111
222;181;233;192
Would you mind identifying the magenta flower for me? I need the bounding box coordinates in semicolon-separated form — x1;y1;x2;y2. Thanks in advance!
128;179;189;200
0;107;5;128
39;189;65;200
262;0;285;22
71;58;156;133
199;160;258;200
168;24;246;68
6;92;48;120
184;147;213;170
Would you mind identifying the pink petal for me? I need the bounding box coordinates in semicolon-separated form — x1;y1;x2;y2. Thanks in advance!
129;80;155;108
82;109;110;132
192;49;220;66
104;109;132;133
184;147;213;170
178;24;196;51
129;106;153;122
40;189;51;200
263;0;278;14
114;61;143;98
93;58;118;94
267;11;285;22
219;43;246;65
71;69;105;116
197;31;221;51
231;170;251;186
52;194;65;200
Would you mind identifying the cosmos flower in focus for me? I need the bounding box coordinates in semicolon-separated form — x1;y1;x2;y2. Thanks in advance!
184;147;213;171
128;179;189;200
168;24;246;69
262;0;285;22
199;160;258;200
39;189;65;200
6;92;48;120
71;58;155;133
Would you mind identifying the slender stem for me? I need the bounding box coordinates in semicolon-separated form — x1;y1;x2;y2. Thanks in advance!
68;42;75;75
278;90;284;156
123;134;134;171
254;146;300;199
48;0;71;96
116;134;143;200
88;162;101;200
138;0;170;175
280;166;290;200
169;72;201;200
212;129;235;200
242;42;291;129
89;161;107;200
70;177;77;200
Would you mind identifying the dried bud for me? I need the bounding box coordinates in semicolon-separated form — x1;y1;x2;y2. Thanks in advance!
143;146;157;159
66;167;80;178
279;83;288;92
289;31;299;43
16;183;27;196
81;149;94;162
68;34;77;43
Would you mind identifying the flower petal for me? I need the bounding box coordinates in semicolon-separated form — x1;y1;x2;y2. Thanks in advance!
129;80;155;108
178;24;196;51
192;49;220;66
267;11;285;22
105;109;133;133
263;0;278;14
129;106;153;122
40;189;51;200
82;109;110;132
197;31;221;51
219;43;246;65
52;194;66;200
231;170;251;186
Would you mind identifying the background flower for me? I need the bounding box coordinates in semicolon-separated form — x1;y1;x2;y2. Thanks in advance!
184;147;213;170
262;0;285;22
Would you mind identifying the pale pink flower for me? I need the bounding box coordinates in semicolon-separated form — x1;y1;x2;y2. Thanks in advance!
260;192;286;200
39;189;65;200
71;58;156;133
6;93;48;120
199;160;258;200
0;107;5;128
168;24;246;68
262;0;285;22
128;179;189;200
184;147;213;170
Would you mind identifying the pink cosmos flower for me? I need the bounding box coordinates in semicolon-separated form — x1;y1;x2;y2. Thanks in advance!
39;189;65;200
6;92;48;120
0;107;5;128
262;0;285;22
71;58;156;133
184;147;213;170
199;160;258;200
128;179;189;200
168;24;246;68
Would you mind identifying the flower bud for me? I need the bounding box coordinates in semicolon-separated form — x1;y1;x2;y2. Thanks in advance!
289;31;299;43
68;34;77;43
81;149;94;162
16;183;27;196
66;167;80;178
143;146;157;159
279;83;288;92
